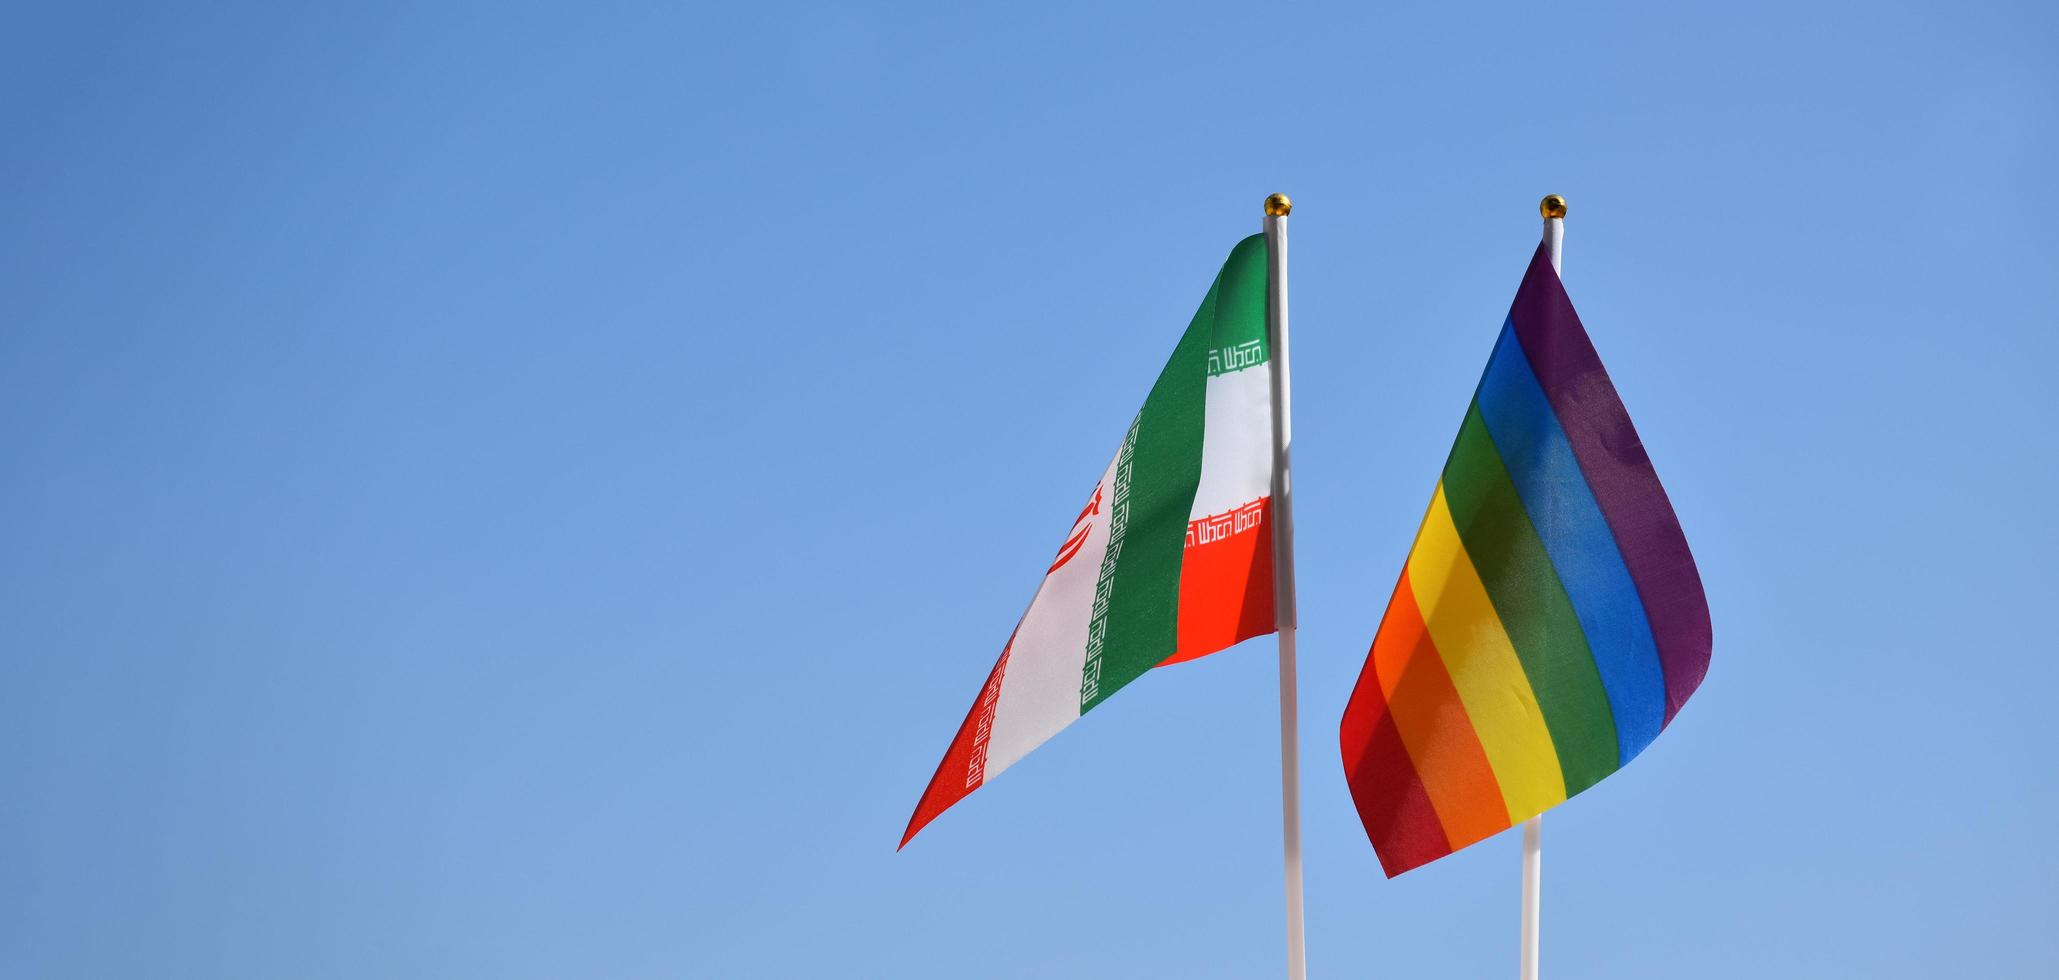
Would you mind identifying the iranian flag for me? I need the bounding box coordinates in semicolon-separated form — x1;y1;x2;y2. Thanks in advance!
902;234;1280;846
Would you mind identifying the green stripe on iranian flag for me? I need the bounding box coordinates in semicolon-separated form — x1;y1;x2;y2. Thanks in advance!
902;235;1276;847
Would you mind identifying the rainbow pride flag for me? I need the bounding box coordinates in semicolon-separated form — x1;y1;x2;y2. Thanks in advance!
1339;242;1711;876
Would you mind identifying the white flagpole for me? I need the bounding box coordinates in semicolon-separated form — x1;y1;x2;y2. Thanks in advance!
1262;193;1306;980
1520;193;1567;980
1520;817;1541;980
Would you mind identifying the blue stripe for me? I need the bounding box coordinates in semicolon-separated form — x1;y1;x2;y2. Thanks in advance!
1474;321;1666;764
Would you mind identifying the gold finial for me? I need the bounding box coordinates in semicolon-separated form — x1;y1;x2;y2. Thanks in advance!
1264;193;1293;217
1539;194;1567;219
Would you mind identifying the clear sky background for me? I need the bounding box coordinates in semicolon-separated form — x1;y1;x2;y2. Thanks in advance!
2;2;2053;977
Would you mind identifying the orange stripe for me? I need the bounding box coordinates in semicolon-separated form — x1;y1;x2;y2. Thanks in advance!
1374;572;1510;850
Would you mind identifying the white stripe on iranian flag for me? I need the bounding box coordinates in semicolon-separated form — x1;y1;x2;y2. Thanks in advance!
1191;357;1273;519
978;449;1123;780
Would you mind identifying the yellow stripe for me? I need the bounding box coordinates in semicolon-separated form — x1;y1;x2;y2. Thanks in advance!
1406;484;1566;821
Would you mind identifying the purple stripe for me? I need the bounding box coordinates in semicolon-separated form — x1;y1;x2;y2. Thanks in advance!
1505;243;1711;725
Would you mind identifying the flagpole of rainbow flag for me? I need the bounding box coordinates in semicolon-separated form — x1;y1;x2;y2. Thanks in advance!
1262;192;1307;980
1520;192;1568;980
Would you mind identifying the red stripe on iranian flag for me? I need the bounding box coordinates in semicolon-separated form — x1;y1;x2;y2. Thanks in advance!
899;637;1012;848
1171;497;1274;663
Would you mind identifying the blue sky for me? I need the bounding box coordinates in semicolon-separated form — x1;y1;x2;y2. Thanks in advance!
2;2;2053;977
